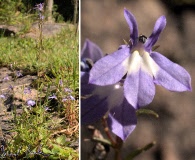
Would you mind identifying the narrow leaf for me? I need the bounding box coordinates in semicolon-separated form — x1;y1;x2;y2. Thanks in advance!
136;108;159;118
125;141;156;160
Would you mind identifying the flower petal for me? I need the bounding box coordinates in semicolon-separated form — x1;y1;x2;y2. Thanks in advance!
81;72;96;96
107;99;137;141
81;95;109;124
124;8;138;45
81;39;103;62
151;52;192;91
124;69;155;108
81;82;121;124
145;16;166;51
89;48;130;85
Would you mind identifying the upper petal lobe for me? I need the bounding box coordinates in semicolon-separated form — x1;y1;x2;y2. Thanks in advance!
145;16;166;51
124;8;138;45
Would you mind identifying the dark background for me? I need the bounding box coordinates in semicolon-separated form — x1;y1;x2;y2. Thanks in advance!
81;0;195;159
0;0;78;23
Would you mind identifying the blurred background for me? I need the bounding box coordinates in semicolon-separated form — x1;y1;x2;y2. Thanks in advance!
81;0;195;159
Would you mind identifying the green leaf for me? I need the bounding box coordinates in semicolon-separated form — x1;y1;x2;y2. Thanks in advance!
125;141;156;160
92;137;112;146
56;135;66;145
42;147;53;154
52;144;61;154
136;109;159;118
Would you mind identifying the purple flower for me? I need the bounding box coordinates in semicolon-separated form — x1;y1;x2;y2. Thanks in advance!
16;71;22;77
81;39;137;140
89;9;192;109
45;107;51;111
39;15;45;20
35;3;44;12
24;87;31;94
9;85;14;90
62;95;75;102
81;39;107;123
64;88;72;93
3;75;9;81
62;98;68;102
34;3;44;20
59;79;63;86
0;94;6;99
27;99;35;107
48;94;57;100
68;95;75;100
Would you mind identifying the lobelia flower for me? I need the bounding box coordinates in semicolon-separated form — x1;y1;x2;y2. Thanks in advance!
81;39;108;124
0;94;6;99
24;87;31;94
64;88;73;93
89;9;192;109
35;3;44;12
27;99;35;107
34;3;44;20
59;79;63;86
48;94;57;100
16;71;23;77
81;39;137;140
68;95;75;100
3;75;9;81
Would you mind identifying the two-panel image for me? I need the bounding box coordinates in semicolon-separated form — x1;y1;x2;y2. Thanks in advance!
0;0;194;159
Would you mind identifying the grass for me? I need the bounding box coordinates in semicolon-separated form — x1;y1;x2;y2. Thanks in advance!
0;25;79;159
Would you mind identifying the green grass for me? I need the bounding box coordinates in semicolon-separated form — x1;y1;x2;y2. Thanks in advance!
0;26;79;159
0;27;78;86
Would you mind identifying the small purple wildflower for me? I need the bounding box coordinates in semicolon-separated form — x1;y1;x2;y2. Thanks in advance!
24;87;31;94
35;3;44;12
62;98;68;102
59;79;63;86
39;15;45;20
3;75;9;81
62;95;75;102
27;99;36;107
35;3;44;21
0;94;6;99
64;88;72;93
69;95;75;100
48;94;57;100
16;71;22;77
44;107;51;111
89;9;192;109
9;85;14;91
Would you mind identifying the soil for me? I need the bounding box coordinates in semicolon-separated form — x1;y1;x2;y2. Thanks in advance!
0;67;37;140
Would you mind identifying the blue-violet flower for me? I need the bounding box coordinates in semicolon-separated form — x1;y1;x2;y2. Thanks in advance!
89;9;192;109
81;39;137;140
27;99;35;107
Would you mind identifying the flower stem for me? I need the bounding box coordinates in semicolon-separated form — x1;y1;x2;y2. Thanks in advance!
102;116;116;146
102;116;124;160
114;136;123;160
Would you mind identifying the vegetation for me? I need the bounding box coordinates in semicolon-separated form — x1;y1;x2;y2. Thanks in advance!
0;1;79;159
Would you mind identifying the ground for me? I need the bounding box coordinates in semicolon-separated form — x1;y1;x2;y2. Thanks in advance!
0;22;79;159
